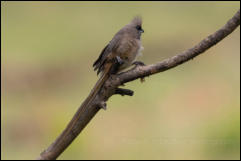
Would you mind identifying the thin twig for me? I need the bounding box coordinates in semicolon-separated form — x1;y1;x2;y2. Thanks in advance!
37;9;240;160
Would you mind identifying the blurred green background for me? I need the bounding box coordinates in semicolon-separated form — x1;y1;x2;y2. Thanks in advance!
1;1;240;160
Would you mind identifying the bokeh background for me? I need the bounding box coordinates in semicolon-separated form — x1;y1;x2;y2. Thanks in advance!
1;1;240;160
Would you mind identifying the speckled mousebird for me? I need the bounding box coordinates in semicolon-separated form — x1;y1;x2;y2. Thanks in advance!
82;16;144;110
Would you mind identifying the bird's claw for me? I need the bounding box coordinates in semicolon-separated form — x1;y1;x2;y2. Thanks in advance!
132;61;146;83
132;61;145;67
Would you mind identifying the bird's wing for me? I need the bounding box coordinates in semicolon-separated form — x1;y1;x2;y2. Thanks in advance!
93;44;109;70
93;31;124;75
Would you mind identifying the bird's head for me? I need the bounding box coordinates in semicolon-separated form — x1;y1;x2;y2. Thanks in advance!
124;16;144;39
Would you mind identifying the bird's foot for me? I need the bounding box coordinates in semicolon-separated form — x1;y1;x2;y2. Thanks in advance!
132;61;145;67
132;61;146;83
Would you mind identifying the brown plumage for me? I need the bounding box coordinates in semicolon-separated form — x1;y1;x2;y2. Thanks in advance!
83;16;144;111
93;16;144;75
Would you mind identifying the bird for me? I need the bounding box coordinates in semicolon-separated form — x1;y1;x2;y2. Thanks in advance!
83;16;144;110
93;16;144;76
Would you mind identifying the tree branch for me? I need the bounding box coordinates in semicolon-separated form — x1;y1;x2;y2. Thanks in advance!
37;9;240;160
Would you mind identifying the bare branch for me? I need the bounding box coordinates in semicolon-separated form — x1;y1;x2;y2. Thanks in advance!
37;9;240;160
117;9;240;84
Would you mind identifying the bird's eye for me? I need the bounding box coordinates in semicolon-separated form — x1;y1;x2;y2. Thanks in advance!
136;25;142;30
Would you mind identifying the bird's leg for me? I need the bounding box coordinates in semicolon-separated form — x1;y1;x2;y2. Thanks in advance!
109;56;127;87
132;61;146;83
110;56;124;75
116;56;124;65
132;61;145;67
117;56;127;86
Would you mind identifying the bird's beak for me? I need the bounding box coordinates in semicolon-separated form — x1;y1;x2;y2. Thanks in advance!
140;29;144;33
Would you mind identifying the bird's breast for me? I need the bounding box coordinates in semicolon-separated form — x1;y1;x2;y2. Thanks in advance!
136;40;144;57
118;39;143;71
